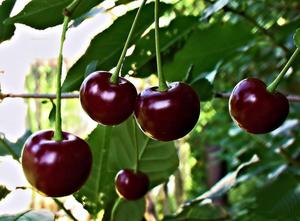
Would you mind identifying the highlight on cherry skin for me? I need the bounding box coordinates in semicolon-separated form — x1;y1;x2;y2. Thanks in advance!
229;78;289;134
115;169;150;201
21;130;93;197
79;71;137;126
135;82;200;141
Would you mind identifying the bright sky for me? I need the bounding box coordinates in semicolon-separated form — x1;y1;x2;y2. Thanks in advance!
0;0;121;216
0;1;117;140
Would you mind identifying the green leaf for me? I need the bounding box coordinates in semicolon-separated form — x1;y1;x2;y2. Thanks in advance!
272;18;300;44
185;155;259;206
48;102;56;124
5;0;103;29
293;28;300;48
72;7;104;28
201;0;230;20
0;131;32;158
0;210;54;221
74;126;117;216
255;171;300;219
0;185;10;201
190;78;213;101
163;202;228;221
109;117;179;187
123;16;199;78
164;22;253;81
0;0;16;43
62;2;171;92
75;117;179;215
111;198;145;221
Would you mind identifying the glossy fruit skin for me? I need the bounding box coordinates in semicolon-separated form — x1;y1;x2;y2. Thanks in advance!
229;78;289;134
135;82;200;141
80;71;137;125
21;130;92;197
115;169;150;201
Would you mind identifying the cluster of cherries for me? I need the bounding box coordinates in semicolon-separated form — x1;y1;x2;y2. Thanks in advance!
20;71;290;200
21;69;201;200
19;0;291;203
80;71;201;200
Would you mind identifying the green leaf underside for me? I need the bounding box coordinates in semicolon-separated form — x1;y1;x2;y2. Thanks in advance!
109;117;179;187
111;198;145;221
0;131;32;158
190;78;214;101
0;210;54;221
164;22;253;81
75;117;178;216
5;0;102;29
62;2;171;92
0;0;16;43
122;16;199;78
255;171;300;219
164;156;259;220
0;185;10;201
163;203;227;221
293;28;300;49
74;126;117;216
186;155;259;205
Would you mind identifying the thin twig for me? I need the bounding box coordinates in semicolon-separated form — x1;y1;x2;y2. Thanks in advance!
223;6;289;53
0;137;19;160
278;148;300;168
0;93;79;100
1;92;300;102
53;198;78;221
214;92;300;103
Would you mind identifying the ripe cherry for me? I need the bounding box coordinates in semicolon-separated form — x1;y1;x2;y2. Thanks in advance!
135;82;200;141
229;78;289;134
21;130;92;197
115;169;149;201
80;71;137;125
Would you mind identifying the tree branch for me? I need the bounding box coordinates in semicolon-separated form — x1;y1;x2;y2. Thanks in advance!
0;93;78;100
1;92;300;102
277;148;300;168
223;6;289;53
214;92;300;103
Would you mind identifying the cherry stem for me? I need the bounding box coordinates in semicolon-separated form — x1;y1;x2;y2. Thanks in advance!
132;117;139;173
155;0;168;91
110;0;147;84
111;197;122;221
53;198;78;221
267;48;300;93
54;16;70;141
64;0;81;16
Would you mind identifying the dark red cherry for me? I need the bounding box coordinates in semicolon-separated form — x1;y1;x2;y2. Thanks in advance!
229;78;289;134
115;169;149;201
80;71;137;125
134;82;200;141
21;130;92;197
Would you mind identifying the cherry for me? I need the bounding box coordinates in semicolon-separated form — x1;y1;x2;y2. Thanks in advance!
80;71;137;125
134;82;200;141
21;130;92;197
115;169;149;201
229;78;289;134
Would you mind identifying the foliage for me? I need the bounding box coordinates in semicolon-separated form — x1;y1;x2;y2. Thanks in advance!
0;0;300;220
0;210;54;221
